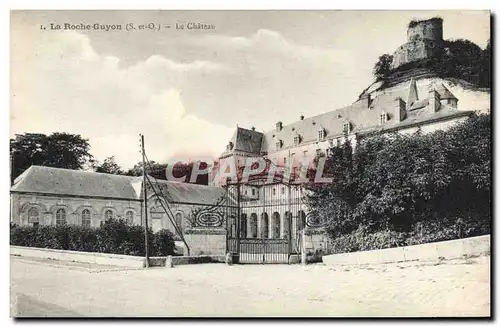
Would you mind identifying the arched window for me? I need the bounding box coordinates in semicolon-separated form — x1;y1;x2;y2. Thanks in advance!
28;207;40;225
249;213;258;238
56;208;66;225
297;211;306;231
82;209;91;227
240;213;247;238
260;213;269;239
283;212;292;239
272;212;281;239
125;211;134;225
175;212;183;231
104;210;113;221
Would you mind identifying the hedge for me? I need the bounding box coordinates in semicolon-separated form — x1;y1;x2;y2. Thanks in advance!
327;214;490;255
10;218;176;257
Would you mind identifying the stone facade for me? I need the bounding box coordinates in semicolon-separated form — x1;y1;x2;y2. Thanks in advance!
183;228;227;255
391;18;444;70
10;166;228;255
10;192;142;228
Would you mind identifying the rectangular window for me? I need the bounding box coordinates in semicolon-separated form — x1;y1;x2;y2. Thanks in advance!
281;187;285;194
380;113;387;125
303;150;308;157
252;188;256;196
294;136;300;146
272;188;276;196
283;157;287;164
343;123;350;134
316;149;322;156
318;129;325;141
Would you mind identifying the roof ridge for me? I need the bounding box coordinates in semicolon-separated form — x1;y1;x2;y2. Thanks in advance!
30;165;135;179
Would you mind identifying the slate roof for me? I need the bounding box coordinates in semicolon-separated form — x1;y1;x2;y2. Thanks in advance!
409;98;429;111
220;127;263;157
358;105;473;136
434;83;458;100
225;80;465;155
151;179;228;206
11;165;226;205
11;166;139;200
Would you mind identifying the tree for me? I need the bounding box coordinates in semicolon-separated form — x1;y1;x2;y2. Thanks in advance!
125;160;209;185
373;54;393;81
478;39;491;87
308;114;491;246
94;156;123;175
10;133;93;183
125;160;168;179
305;139;358;237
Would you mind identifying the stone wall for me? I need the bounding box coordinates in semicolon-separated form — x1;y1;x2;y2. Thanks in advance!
10;192;215;237
10;245;146;268
10;193;142;227
391;19;443;70
322;235;490;266
304;228;328;253
407;20;443;42
183;228;227;255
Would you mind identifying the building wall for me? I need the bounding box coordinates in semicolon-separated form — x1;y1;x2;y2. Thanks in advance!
9;192;202;237
268;134;357;168
10;193;143;227
397;116;469;135
148;200;216;234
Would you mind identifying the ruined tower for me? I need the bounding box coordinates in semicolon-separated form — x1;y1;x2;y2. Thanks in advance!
391;18;444;70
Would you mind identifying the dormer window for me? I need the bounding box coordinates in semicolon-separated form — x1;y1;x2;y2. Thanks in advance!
293;135;301;146
380;112;388;125
318;127;326;141
343;122;351;135
275;140;282;150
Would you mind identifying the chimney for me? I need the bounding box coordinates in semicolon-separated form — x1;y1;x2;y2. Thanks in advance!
359;93;371;108
428;89;441;112
276;121;283;132
300;115;304;120
395;97;407;122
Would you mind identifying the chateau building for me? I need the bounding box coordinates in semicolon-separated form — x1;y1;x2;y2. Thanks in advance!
218;77;473;243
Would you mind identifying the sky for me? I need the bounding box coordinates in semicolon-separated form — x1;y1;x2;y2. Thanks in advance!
10;10;490;169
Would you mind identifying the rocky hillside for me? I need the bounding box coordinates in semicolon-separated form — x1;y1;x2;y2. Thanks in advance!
359;73;490;114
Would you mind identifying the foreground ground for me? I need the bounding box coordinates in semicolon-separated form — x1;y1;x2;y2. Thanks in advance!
10;254;490;317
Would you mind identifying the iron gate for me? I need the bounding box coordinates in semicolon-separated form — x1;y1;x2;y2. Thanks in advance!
225;178;307;264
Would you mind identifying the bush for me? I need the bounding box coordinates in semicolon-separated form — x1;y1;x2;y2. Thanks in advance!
328;226;407;254
151;229;176;257
10;218;176;257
